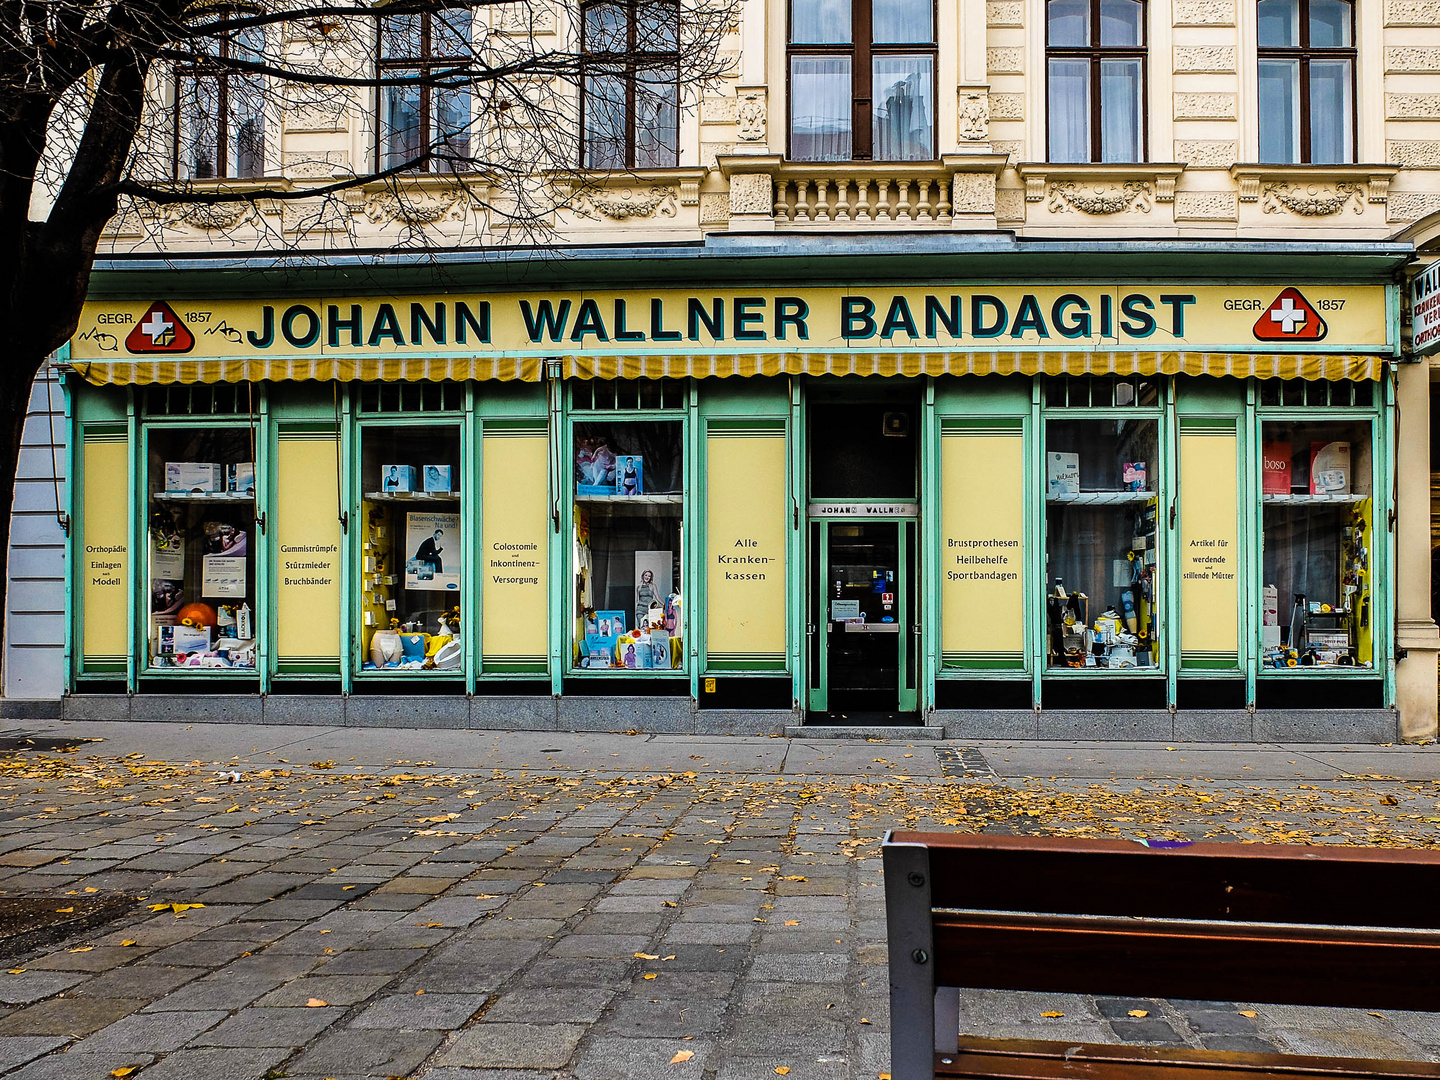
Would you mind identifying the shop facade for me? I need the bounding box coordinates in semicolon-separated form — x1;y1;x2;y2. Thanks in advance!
57;246;1416;738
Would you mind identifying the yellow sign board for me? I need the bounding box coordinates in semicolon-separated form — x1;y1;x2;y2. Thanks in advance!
72;284;1390;360
707;425;787;667
81;433;129;668
941;423;1025;666
482;428;548;670
275;434;342;670
1179;427;1240;663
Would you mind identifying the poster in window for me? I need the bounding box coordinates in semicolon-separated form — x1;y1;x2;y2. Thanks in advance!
635;551;672;630
406;511;461;592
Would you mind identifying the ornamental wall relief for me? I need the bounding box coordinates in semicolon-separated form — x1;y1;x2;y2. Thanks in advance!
736;90;767;142
1047;181;1153;214
1260;182;1364;216
958;91;990;141
571;185;679;220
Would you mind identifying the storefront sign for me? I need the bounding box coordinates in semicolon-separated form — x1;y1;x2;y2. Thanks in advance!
81;429;129;670
1410;261;1440;357
808;502;918;518
482;424;548;672
707;421;787;670
940;421;1025;667
1179;423;1239;665
72;284;1391;360
275;430;341;672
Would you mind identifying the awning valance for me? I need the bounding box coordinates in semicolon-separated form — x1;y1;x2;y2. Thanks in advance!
69;349;1383;386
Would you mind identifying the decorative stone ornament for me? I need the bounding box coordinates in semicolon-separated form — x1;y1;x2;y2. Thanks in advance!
571;185;679;220
1261;182;1365;216
736;89;767;142
958;91;990;142
1047;181;1154;214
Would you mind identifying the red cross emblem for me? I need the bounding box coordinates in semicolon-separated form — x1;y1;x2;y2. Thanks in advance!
125;302;195;353
1252;288;1328;342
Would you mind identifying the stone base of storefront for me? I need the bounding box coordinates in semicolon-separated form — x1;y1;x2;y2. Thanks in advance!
935;709;1400;743
54;693;1401;742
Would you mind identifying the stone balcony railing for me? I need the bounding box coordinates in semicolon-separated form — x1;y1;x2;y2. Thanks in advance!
717;154;1008;230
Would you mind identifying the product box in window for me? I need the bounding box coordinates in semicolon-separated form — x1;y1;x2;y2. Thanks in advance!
228;462;255;495
381;465;415;493
1309;442;1350;495
423;465;453;494
165;462;223;493
1262;443;1292;495
1122;462;1146;491
1046;452;1080;497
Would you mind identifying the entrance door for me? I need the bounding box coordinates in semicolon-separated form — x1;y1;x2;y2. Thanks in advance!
808;519;917;720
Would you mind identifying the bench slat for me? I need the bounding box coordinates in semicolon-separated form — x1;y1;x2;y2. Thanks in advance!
890;833;1440;930
932;913;1440;1011
933;1040;1440;1080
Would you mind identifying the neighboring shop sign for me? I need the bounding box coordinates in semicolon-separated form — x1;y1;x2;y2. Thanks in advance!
72;284;1390;360
274;427;341;673
940;420;1025;668
481;423;549;672
81;426;129;671
809;502;919;518
1410;261;1440;357
1179;422;1240;667
707;420;787;670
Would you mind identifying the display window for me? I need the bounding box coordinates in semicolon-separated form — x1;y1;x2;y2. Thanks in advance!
357;424;464;674
571;419;685;672
1259;418;1374;671
144;425;260;673
1043;404;1162;672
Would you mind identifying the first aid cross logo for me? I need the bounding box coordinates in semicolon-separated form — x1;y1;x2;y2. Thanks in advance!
1252;287;1328;342
124;301;195;354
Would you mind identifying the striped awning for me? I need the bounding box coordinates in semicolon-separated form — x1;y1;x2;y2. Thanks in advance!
68;349;1383;386
562;350;1385;382
69;355;543;387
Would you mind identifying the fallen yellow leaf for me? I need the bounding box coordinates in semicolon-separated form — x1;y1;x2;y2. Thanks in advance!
68;946;93;953
1128;1010;1148;1018
111;1068;141;1078
1370;1012;1385;1018
776;1068;791;1075
784;920;800;926
84;887;97;893
643;973;658;980
306;998;328;1007
54;907;73;914
6;969;23;975
784;876;807;882
670;1050;695;1063
1041;1011;1064;1018
662;901;677;908
860;1017;871;1024
1238;1010;1257;1018
880;1074;892;1079
635;953;660;960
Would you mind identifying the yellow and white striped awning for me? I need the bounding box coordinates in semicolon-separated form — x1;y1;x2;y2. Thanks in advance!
69;349;1383;386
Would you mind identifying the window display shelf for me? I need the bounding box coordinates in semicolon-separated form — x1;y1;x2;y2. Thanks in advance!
154;492;255;503
1262;494;1369;505
1045;491;1154;506
575;493;683;505
364;491;461;502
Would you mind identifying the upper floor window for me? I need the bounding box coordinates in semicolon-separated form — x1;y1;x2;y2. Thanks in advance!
175;25;266;179
1046;0;1146;163
788;0;937;162
377;11;472;172
581;0;680;169
1258;0;1354;164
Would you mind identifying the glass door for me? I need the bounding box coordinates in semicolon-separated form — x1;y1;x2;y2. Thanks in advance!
808;519;917;718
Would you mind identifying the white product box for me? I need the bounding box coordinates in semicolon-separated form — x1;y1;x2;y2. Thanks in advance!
1262;584;1279;626
165;462;223;493
228;462;255;495
1046;452;1080;496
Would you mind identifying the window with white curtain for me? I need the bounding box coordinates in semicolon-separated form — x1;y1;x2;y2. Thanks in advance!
1045;0;1146;163
175;22;267;180
377;11;474;172
789;0;936;161
1257;0;1354;164
581;0;681;169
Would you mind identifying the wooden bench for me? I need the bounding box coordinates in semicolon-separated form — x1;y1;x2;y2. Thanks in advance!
883;832;1440;1080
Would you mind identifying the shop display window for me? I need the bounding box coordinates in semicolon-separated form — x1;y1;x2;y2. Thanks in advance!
145;427;259;672
572;420;684;672
358;424;464;674
1260;419;1373;670
1044;417;1161;670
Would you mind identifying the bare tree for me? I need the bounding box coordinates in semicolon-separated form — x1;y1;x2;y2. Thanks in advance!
0;0;736;663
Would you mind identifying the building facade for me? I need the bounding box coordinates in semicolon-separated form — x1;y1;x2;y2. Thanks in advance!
15;0;1440;738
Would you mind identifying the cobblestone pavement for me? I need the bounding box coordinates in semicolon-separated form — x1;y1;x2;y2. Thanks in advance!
0;723;1431;1079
